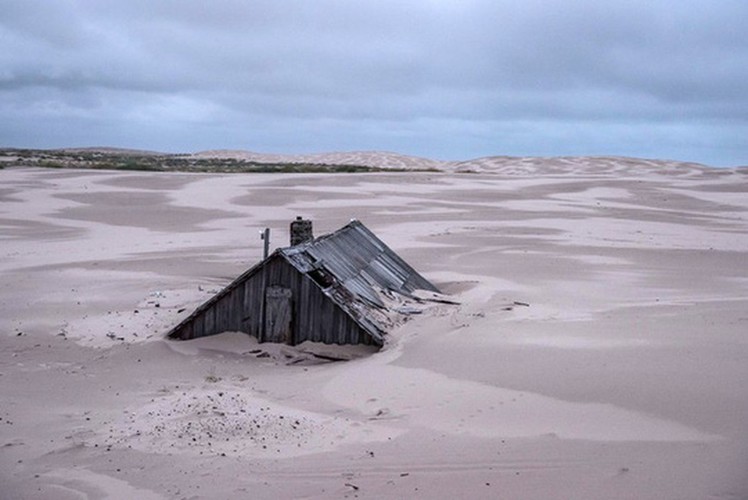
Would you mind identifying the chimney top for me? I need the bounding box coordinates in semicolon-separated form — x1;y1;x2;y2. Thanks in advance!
290;217;313;246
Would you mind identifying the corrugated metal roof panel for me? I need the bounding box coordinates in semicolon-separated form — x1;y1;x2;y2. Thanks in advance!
280;220;439;340
283;221;438;293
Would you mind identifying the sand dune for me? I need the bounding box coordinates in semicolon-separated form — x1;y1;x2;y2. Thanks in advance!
192;149;748;177
449;155;721;176
7;146;745;176
192;149;447;171
1;158;747;499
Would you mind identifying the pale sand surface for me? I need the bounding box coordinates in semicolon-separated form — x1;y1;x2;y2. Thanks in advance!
1;162;747;499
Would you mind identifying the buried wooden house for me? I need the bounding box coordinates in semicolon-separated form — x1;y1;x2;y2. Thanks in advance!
167;218;440;346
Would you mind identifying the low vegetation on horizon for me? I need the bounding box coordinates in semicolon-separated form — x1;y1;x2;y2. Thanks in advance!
0;148;419;174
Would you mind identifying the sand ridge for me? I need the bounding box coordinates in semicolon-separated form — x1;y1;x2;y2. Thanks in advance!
190;149;748;176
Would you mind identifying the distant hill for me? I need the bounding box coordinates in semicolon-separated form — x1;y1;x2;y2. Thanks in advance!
61;147;169;156
2;147;744;177
192;149;446;171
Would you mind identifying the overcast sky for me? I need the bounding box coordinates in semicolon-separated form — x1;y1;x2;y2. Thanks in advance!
1;1;746;166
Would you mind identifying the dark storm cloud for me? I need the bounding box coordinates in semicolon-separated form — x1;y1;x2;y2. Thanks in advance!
1;0;746;165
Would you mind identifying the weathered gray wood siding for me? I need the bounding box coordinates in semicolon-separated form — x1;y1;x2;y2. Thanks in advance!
169;255;376;345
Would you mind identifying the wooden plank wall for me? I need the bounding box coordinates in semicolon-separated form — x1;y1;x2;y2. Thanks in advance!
170;255;376;346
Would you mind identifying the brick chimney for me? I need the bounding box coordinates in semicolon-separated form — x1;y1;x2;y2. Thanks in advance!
290;216;313;246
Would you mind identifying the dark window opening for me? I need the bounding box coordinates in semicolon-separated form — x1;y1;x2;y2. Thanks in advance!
309;269;334;288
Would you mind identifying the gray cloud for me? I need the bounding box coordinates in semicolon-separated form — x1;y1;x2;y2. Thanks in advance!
1;0;746;165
